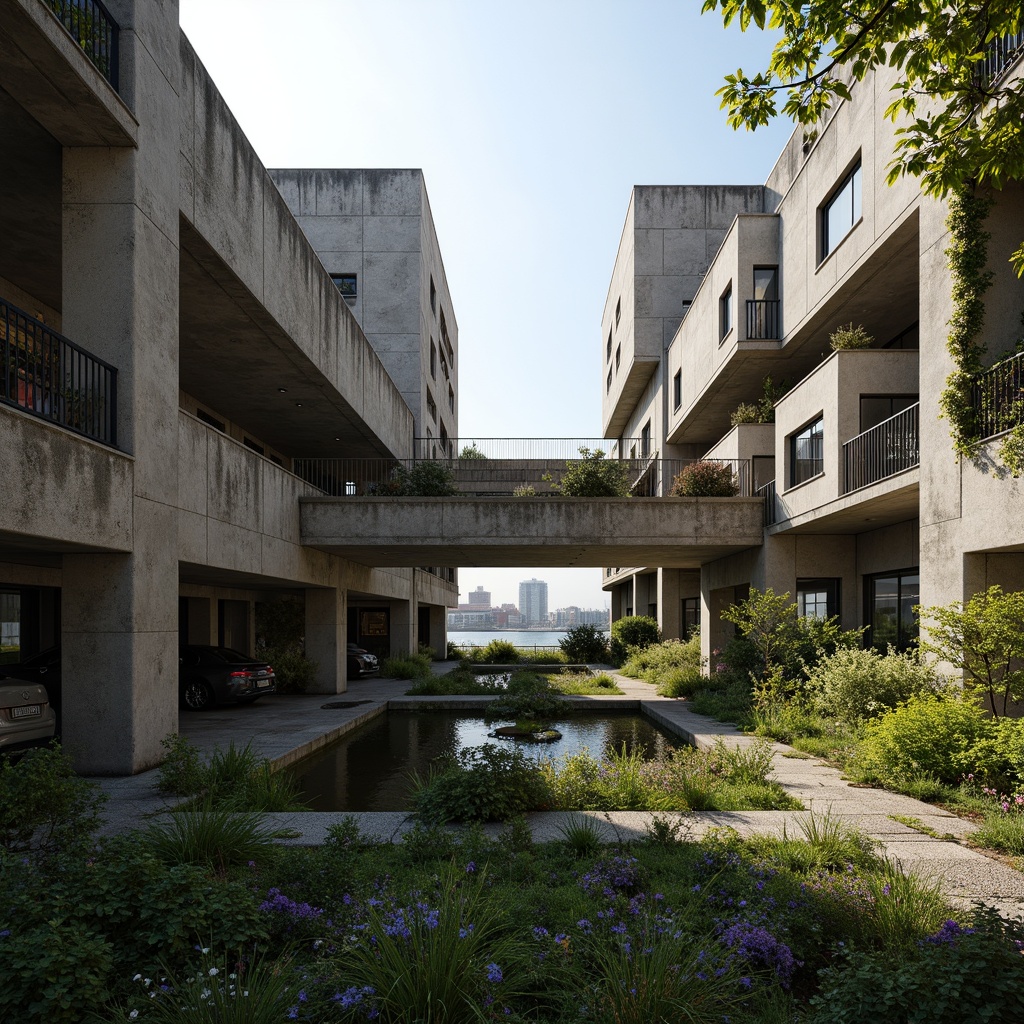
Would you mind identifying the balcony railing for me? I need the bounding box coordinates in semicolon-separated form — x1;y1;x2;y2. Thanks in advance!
976;31;1024;86
843;403;919;493
746;299;781;340
44;0;120;90
971;350;1024;441
295;456;754;498
413;437;638;460
1;299;117;446
757;479;778;526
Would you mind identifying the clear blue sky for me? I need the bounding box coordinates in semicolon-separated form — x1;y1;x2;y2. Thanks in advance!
179;0;793;610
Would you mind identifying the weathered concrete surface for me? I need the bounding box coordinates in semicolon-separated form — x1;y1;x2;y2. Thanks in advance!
300;496;765;567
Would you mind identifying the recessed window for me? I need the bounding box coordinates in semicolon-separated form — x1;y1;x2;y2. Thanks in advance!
860;395;917;433
615;298;621;326
606;330;612;362
719;284;733;341
429;276;436;313
821;161;862;260
196;408;225;432
448;384;454;412
426;389;437;422
682;597;700;635
606;369;612;393
615;344;621;370
790;416;824;486
673;370;682;411
883;322;919;350
641;420;652;459
866;569;919;652
440;421;450;456
430;340;436;380
330;273;357;304
797;578;840;620
681;299;692;319
243;437;265;456
269;453;284;467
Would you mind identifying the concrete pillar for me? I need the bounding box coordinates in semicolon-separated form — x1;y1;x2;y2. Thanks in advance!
428;603;447;656
60;0;181;774
658;569;682;641
389;598;414;656
305;587;346;694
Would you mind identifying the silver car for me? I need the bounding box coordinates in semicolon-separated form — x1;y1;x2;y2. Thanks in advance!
0;682;55;753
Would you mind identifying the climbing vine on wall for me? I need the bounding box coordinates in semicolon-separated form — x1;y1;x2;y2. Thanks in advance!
940;184;993;460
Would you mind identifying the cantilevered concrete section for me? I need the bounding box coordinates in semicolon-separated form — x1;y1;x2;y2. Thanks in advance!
300;497;765;568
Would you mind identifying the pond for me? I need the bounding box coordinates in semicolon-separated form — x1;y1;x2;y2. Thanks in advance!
288;710;680;812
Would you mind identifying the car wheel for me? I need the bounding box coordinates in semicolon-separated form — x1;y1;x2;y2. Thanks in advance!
181;679;214;711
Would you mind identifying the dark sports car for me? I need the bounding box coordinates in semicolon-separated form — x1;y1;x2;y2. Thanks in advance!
347;643;379;677
179;645;276;710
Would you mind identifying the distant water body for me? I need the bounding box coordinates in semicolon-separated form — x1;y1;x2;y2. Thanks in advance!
448;629;608;649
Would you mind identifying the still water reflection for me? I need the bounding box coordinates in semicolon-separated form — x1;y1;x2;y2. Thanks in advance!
289;711;677;812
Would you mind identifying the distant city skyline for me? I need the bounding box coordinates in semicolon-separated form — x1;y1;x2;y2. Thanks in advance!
458;569;610;613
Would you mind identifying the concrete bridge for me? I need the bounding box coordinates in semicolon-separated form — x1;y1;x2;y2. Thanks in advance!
299;495;765;567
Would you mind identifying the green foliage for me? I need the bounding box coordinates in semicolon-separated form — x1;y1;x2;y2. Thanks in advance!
140;807;288;872
484;673;567;726
610;615;661;664
381;651;434;679
512;483;536;496
262;648;318;694
808;907;1024;1024
0;744;105;860
458;443;487;459
478;638;519;663
254;597;318;693
730;401;761;425
557;814;604;859
549;670;622;695
805;645;943;722
622;635;701;677
411;743;551;822
406;667;507;696
918;584;1024;716
829;322;874;350
545;446;631;497
670;459;739;496
998;421;1024;478
854;693;994;787
729;375;789;426
558;623;610;663
397;460;458;496
158;733;205;798
721;587;861;708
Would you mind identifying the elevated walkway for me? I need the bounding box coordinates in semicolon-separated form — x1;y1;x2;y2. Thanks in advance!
298;495;765;568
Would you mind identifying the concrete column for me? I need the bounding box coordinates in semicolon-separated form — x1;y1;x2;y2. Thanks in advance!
60;0;181;774
305;587;346;694
389;598;414;656
428;604;447;656
658;569;682;641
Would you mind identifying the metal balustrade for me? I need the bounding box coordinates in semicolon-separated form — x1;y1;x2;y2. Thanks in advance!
977;31;1024;86
413;437;637;460
757;479;778;526
843;403;919;493
44;0;119;89
746;299;781;340
971;350;1024;441
1;299;118;446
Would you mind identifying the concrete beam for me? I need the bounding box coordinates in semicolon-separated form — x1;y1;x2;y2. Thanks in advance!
300;497;765;568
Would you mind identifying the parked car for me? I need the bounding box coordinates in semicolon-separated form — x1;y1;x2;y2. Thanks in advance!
0;646;61;731
179;645;276;710
0;681;56;753
347;643;379;677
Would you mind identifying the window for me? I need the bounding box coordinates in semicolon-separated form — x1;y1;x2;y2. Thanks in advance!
719;284;733;341
430;340;436;379
430;276;436;313
243;437;265;456
866;569;919;652
615;344;621;370
448;384;454;412
615;298;621;326
681;299;692;318
196;408;225;432
790;416;824;486
682;598;700;635
426;389;437;422
673;370;682;411
859;395;917;433
606;369;612;393
440;421;450;457
330;273;357;304
821;162;862;260
883;323;919;350
797;578;840;620
606;330;612;362
753;266;778;301
752;455;776;491
641;420;652;459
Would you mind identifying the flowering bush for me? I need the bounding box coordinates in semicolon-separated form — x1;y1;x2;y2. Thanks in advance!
670;460;738;497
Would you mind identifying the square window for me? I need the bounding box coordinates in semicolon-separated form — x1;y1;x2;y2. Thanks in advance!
720;284;733;341
821;162;862;260
797;578;840;619
330;273;357;304
790;416;824;486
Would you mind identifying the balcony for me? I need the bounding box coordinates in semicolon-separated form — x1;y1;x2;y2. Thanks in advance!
43;0;119;90
1;298;117;446
977;31;1024;86
746;299;781;340
842;403;919;493
972;350;1024;442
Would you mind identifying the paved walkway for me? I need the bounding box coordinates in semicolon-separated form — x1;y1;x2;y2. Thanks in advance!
90;665;1024;918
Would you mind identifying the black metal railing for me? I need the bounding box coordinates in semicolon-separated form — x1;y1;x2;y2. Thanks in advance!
0;299;117;446
976;31;1024;86
44;0;119;89
746;299;781;340
413;437;637;460
843;403;919;493
757;479;777;526
972;350;1024;441
294;456;754;498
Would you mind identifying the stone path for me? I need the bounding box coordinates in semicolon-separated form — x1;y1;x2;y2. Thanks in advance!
90;665;1024;918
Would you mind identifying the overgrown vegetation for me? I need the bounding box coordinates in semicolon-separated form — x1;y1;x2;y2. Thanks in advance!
407;667;621;697
558;623;610;663
670;460;738;496
255;597;318;694
380;651;434;679
6;745;1019;1023
610;614;661;665
544;446;631;497
828;322;874;350
621;636;705;697
729;373;789;426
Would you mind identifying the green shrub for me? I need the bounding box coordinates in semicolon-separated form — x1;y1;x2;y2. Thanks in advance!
411;744;551;822
670;460;738;496
261;648;318;693
524;648;569;665
730;401;761;425
546;446;631;497
854;693;995;786
828;322;874;350
484;675;567;726
806;646;942;722
446;640;466;659
397;460;458;496
0;744;105;860
622;636;701;679
478;638;519;663
559;623;610;663
656;665;707;697
610;615;661;664
458;443;487;459
550;670;623;695
406;667;505;696
157;733;205;797
381;651;433;678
